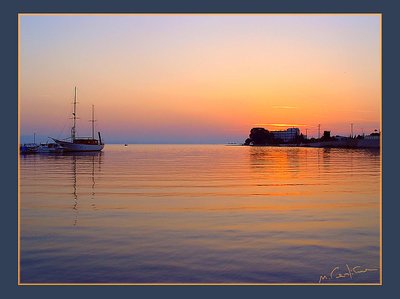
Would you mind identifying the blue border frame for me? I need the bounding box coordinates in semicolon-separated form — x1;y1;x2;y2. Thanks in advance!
5;0;399;298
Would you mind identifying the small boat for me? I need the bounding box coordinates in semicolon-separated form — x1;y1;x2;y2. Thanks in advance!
52;87;105;152
20;143;39;154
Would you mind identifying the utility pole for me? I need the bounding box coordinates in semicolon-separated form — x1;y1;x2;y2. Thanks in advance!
351;123;354;138
305;128;308;140
318;124;321;139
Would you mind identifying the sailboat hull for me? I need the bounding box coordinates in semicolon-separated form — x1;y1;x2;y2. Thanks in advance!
52;139;104;152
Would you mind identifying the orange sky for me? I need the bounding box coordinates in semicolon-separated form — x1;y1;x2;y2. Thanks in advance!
20;15;381;143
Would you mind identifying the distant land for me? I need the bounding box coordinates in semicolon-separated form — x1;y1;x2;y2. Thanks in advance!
243;127;380;148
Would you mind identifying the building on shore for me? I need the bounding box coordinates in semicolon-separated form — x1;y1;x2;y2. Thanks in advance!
365;133;380;140
270;128;300;143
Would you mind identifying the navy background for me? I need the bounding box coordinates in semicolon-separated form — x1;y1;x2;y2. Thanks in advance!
2;0;398;297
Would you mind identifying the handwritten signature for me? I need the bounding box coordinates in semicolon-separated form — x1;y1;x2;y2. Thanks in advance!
318;264;379;283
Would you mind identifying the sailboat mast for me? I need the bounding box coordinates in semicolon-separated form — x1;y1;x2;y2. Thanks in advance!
91;105;95;139
71;87;77;140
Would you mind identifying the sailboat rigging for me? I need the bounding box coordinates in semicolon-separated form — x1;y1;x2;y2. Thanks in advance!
51;87;105;152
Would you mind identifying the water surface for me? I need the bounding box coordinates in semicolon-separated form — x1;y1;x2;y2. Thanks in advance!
20;145;380;283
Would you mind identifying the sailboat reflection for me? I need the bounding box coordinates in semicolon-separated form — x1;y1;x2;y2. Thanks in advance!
91;152;100;211
70;152;103;226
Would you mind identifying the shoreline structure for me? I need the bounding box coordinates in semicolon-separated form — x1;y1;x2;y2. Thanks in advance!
243;127;380;149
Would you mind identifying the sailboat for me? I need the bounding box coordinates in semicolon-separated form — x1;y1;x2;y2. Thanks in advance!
52;87;105;152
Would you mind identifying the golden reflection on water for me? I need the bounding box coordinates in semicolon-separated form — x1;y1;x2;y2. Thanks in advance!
20;145;380;283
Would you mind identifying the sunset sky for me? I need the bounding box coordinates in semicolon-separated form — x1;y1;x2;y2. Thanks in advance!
20;14;380;144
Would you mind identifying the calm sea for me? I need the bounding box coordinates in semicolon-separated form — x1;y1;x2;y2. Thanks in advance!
20;144;381;283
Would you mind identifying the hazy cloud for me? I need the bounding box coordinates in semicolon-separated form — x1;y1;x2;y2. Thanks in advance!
271;106;297;109
253;123;307;127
